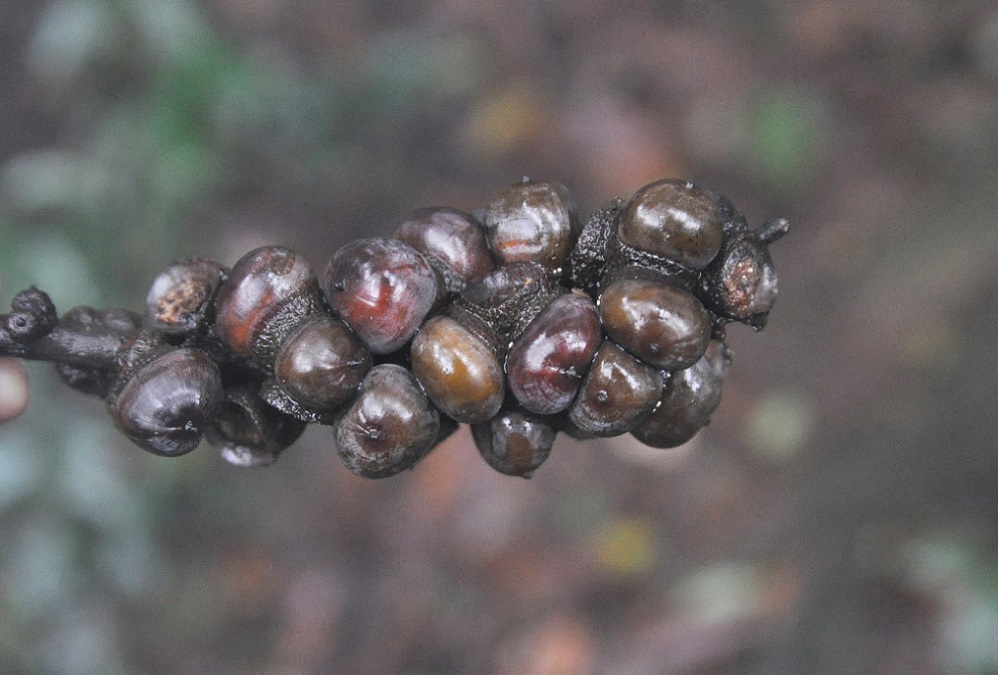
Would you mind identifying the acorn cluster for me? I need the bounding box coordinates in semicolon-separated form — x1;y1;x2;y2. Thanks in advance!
0;178;788;478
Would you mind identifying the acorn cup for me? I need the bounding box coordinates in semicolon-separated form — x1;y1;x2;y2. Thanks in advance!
456;262;562;347
2;286;58;343
54;305;143;398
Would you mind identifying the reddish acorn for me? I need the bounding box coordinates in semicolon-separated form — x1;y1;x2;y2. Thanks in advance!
323;238;440;354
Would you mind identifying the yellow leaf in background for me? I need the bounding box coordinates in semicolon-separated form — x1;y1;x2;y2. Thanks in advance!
592;517;657;577
460;84;547;158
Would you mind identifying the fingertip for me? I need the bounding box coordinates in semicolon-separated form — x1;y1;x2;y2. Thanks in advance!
0;358;29;421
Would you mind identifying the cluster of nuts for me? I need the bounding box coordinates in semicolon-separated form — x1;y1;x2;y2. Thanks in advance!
0;178;788;478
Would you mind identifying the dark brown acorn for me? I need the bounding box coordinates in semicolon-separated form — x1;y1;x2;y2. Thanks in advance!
482;179;579;273
619;179;724;270
323;238;440;354
214;246;326;368
567;341;663;437
208;385;307;467
410;314;505;424
334;364;441;478
472;408;556;478
393;207;495;290
699;218;787;329
109;348;223;457
273;315;372;412
599;278;711;371
506;292;602;415
631;340;731;448
145;258;227;337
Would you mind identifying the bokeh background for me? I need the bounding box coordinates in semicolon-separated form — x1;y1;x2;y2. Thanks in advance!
2;1;998;673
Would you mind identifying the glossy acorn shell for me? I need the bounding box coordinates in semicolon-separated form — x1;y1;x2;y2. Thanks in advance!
215;247;326;367
394;207;495;287
506;292;603;415
599;278;711;371
483;179;578;273
631;340;731;448
619;179;724;270
334;364;441;478
568;341;663;437
472;409;556;478
410;315;505;424
208;385;307;467
110;348;223;457
274;315;372;411
323;238;439;355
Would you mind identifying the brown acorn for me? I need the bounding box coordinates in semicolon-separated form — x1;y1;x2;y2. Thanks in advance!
410;314;505;424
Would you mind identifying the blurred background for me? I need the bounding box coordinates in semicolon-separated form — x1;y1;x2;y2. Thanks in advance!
2;0;998;673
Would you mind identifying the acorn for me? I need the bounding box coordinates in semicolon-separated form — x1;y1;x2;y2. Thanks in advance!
618;178;724;270
394;207;495;292
145;257;227;338
109;347;223;457
631;340;731;448
567;341;663;437
208;384;307;467
334;364;441;478
272;315;372;413
472;408;556;478
482;179;579;274
599;277;712;371
214;246;327;368
410;313;505;424
323;238;441;354
506;291;603;415
699;217;787;329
